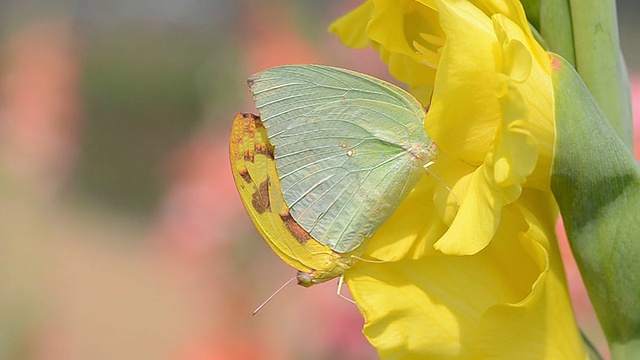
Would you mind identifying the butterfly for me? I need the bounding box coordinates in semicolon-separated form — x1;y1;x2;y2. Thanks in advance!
230;112;361;287
247;65;437;254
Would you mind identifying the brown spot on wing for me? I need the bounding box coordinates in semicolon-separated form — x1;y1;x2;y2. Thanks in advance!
280;212;312;244
241;113;254;134
243;149;254;162
250;115;275;159
239;168;252;184
252;179;270;214
253;115;265;129
255;143;273;159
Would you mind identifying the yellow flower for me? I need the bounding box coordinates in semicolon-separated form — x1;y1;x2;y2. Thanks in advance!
329;0;441;97
331;0;586;358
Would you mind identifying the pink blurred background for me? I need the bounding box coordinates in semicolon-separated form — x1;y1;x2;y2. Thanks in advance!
0;0;637;359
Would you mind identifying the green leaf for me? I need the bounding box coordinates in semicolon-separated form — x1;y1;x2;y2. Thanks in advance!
550;54;640;357
582;331;605;360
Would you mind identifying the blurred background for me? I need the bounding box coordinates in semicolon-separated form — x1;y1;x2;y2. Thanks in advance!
0;0;637;359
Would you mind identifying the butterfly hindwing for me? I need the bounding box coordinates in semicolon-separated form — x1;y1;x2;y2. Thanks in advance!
229;113;351;285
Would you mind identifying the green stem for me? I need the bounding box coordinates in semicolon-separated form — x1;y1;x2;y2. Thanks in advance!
568;0;633;151
539;0;575;65
520;0;541;30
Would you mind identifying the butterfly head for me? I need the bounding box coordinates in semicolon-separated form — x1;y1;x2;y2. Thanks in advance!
295;255;351;287
408;141;439;168
296;271;318;287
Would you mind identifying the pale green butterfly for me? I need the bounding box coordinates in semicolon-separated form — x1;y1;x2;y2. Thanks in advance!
248;65;438;253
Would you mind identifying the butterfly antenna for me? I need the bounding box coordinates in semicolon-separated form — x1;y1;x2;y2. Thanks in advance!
336;276;355;305
252;276;297;315
422;164;460;207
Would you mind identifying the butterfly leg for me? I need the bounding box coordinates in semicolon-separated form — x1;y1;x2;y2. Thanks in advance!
336;275;356;305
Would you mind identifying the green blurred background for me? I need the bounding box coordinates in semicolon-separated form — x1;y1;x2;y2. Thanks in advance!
0;0;637;359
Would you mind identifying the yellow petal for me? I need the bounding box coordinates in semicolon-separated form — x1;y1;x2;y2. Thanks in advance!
493;91;538;195
425;0;501;164
425;3;553;255
491;13;554;191
367;0;440;64
374;41;436;90
328;0;373;49
361;177;446;262
475;191;585;359
433;162;501;255
346;194;585;359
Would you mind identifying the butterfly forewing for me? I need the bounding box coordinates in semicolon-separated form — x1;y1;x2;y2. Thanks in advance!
248;65;435;253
